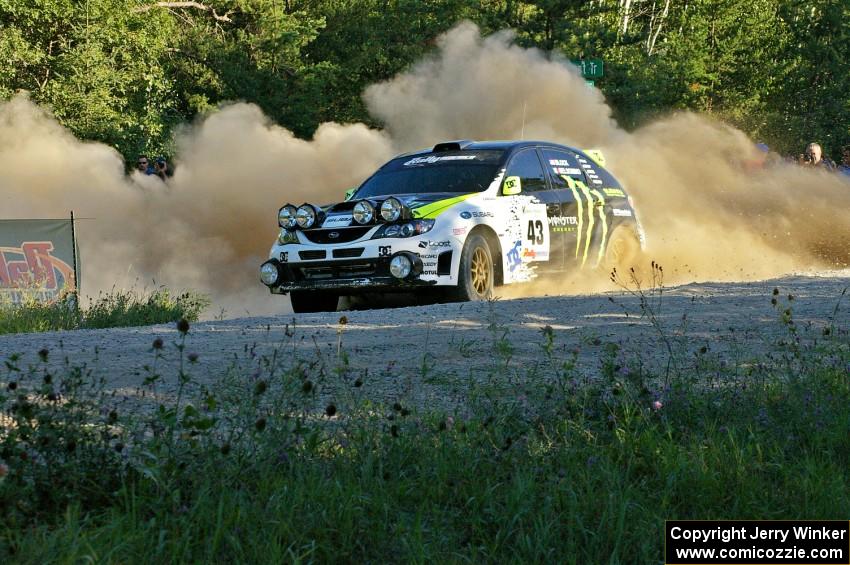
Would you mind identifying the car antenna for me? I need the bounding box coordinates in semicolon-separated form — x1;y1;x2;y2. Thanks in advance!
520;100;527;140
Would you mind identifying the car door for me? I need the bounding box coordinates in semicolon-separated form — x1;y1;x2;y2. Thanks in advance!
540;147;600;269
500;148;560;271
502;147;563;271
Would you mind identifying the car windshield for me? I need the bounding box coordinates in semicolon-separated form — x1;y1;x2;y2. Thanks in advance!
354;150;504;198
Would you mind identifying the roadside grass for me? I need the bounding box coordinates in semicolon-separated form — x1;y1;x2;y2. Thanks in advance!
0;288;209;334
0;277;848;562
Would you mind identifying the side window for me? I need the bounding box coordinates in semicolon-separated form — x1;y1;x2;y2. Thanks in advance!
503;149;548;193
541;148;588;189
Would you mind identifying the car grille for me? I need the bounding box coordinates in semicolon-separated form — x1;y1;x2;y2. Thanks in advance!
302;226;372;244
299;262;377;280
332;247;364;258
298;250;327;260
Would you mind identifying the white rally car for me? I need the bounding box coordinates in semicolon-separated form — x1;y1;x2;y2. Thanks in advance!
260;140;644;312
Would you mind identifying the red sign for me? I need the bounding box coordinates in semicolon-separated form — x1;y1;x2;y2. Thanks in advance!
0;241;75;292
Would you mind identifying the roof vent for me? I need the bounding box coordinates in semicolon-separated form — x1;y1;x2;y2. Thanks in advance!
432;140;474;152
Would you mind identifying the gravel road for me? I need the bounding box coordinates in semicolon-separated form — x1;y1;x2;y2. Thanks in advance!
2;273;848;412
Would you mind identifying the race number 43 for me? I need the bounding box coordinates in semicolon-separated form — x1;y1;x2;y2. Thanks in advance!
527;220;544;245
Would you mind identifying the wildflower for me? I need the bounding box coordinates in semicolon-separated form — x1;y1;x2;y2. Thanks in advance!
301;380;313;393
255;417;267;432
43;373;52;385
108;410;118;423
46;392;58;402
152;338;164;350
652;400;663;411
7;382;16;391
114;442;124;452
438;421;447;431
254;380;268;395
220;443;231;456
325;404;337;417
338;315;348;325
176;318;190;335
353;378;363;387
188;352;199;363
446;416;454;429
392;402;402;412
390;424;399;438
38;348;49;362
772;288;779;296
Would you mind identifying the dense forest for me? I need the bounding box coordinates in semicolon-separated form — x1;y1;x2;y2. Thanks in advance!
1;0;848;161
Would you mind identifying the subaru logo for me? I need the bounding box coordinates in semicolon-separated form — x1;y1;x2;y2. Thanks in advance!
328;231;340;239
459;211;472;219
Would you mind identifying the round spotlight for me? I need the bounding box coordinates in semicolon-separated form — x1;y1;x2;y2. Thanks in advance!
278;205;297;229
380;198;403;222
353;201;374;225
295;205;317;229
260;261;280;286
389;254;412;279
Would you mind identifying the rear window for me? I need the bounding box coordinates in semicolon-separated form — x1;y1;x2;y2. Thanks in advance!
354;150;504;198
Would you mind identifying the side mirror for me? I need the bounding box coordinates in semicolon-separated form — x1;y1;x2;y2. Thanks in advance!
344;188;356;201
502;175;522;195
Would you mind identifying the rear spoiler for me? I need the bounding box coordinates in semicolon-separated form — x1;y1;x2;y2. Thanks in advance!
582;149;606;168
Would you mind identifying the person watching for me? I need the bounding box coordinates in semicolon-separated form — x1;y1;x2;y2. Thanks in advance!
136;155;153;174
802;143;835;169
153;156;169;181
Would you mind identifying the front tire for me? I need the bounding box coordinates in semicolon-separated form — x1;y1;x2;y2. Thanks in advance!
289;290;339;313
448;233;494;301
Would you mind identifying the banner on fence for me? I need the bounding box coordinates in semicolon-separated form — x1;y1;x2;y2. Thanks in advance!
0;217;79;303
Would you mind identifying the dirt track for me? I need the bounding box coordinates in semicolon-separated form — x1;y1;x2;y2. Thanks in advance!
1;273;848;411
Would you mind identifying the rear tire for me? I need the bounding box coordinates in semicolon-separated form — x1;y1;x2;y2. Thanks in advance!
289;290;339;313
448;233;495;302
603;225;643;280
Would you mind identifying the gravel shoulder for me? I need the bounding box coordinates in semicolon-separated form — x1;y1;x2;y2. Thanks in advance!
2;274;848;411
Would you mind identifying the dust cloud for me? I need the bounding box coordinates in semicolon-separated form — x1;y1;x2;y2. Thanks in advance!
0;22;848;316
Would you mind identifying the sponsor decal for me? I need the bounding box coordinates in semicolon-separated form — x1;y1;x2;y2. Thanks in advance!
418;253;438;259
452;227;467;236
422;270;439;275
554;167;582;176
279;251;289;262
328;231;340;239
612;208;633;217
506;240;522;272
548;216;578;227
0;242;74;298
591;179;603;185
428;241;451;248
418;241;428;248
548;159;571;166
322;215;352;228
423;262;437;267
403;155;476;166
378;245;392;257
522;248;536;259
603;188;626;198
459;211;472;219
471;211;493;218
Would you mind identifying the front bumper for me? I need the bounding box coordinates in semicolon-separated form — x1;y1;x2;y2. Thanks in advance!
263;256;438;294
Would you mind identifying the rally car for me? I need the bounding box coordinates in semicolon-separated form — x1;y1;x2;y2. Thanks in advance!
260;140;645;313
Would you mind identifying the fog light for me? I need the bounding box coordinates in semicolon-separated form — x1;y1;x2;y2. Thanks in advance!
389;254;412;279
260;261;280;286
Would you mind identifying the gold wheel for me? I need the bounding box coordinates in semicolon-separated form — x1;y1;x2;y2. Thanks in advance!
470;246;492;297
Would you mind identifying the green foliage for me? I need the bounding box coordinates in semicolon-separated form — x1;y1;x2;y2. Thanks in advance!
1;288;849;561
0;288;209;334
0;0;848;160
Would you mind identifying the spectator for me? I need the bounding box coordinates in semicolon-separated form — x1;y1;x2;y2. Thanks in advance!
136;155;154;174
153;156;169;181
801;143;835;170
838;146;850;178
